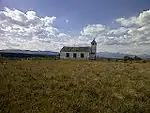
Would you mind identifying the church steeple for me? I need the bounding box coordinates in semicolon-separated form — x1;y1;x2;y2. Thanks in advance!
91;39;97;54
91;39;97;45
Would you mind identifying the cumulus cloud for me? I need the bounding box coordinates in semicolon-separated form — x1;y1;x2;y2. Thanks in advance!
0;7;71;51
0;7;150;55
79;9;150;54
116;10;150;27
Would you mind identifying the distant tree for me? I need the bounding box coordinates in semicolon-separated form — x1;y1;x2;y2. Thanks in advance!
124;56;132;62
115;59;118;62
142;60;146;63
124;55;143;62
107;58;111;61
134;55;142;60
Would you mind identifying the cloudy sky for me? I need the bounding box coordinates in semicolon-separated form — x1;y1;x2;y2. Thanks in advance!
0;0;150;55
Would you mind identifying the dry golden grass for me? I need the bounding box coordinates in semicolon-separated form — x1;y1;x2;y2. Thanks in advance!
0;59;150;113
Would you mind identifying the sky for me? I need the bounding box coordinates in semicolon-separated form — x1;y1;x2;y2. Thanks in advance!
0;0;150;55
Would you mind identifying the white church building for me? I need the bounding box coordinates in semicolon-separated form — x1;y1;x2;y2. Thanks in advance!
60;39;97;60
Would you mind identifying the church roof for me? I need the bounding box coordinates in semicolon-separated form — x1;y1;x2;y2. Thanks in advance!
60;46;91;52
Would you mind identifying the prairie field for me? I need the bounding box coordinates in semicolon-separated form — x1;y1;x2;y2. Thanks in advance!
0;59;150;113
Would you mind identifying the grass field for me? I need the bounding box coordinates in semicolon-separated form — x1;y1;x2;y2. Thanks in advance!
0;60;150;113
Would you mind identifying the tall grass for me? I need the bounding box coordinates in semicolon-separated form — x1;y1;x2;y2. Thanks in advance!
0;60;150;113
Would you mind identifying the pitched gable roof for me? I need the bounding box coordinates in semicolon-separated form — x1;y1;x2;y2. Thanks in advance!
60;46;91;52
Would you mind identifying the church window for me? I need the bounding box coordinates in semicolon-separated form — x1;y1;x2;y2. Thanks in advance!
66;53;70;57
73;53;77;58
81;53;84;58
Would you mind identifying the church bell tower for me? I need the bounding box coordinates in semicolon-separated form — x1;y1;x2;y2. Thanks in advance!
91;39;97;59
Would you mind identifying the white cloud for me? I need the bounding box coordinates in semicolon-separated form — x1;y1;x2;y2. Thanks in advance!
0;7;150;55
79;9;150;54
116;10;150;27
0;7;71;51
65;19;69;23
